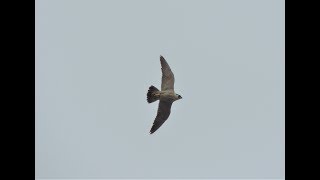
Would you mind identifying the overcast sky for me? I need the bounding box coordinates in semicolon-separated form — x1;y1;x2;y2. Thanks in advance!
35;0;285;179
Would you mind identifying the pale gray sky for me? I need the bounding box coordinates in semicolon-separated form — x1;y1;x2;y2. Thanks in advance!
35;0;285;179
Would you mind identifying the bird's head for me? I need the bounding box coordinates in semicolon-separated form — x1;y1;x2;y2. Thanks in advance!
176;94;182;100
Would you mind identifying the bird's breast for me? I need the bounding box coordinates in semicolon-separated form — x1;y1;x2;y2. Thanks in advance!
160;91;176;101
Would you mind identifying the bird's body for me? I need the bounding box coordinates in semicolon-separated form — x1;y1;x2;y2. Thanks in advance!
151;90;179;101
159;90;179;101
147;55;182;134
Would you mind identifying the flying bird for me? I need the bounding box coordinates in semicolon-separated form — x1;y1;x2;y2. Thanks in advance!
147;55;182;134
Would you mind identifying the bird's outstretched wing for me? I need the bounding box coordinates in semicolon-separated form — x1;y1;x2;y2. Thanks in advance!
150;100;173;134
160;55;175;91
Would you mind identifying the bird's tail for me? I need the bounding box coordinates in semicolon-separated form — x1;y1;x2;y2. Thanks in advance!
147;85;160;103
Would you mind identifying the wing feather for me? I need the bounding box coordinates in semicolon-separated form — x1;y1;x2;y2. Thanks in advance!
160;56;175;90
150;100;173;134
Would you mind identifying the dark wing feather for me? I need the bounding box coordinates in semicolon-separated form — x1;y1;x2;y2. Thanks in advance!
150;100;173;134
160;56;175;90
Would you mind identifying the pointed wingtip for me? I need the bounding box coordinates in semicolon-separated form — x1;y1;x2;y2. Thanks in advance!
160;55;165;62
149;128;155;134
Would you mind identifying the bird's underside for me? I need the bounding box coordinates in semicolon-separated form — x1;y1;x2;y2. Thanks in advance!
147;55;181;134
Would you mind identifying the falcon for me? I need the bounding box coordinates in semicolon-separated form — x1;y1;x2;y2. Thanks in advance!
147;55;182;134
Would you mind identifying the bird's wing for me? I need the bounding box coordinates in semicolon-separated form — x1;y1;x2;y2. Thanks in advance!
150;100;173;134
160;56;175;91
